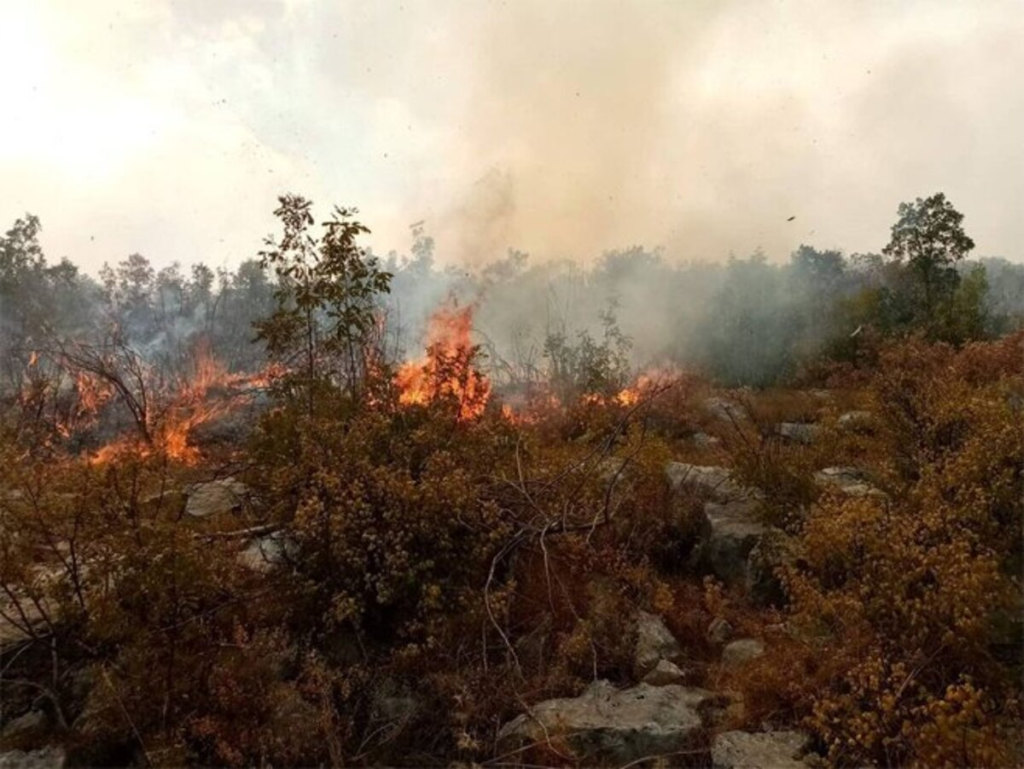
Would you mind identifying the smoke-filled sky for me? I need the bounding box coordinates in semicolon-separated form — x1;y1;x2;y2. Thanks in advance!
2;0;1022;273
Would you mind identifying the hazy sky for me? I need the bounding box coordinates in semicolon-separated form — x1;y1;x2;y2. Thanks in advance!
2;0;1022;274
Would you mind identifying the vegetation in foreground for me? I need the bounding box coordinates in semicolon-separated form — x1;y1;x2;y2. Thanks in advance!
0;194;1021;767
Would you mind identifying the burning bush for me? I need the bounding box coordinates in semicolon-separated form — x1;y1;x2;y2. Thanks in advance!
394;304;491;421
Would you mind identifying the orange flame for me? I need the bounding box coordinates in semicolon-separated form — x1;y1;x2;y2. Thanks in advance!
88;342;274;465
395;305;490;420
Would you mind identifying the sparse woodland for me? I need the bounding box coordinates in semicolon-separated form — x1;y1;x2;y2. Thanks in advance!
0;194;1022;767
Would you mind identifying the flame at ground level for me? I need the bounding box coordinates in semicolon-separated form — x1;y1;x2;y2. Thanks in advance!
87;343;273;466
395;305;490;420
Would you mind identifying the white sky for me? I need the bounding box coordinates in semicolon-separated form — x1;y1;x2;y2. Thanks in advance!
1;0;1022;274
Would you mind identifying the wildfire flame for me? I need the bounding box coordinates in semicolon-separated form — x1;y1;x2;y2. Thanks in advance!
87;342;273;465
500;367;677;422
395;305;490;420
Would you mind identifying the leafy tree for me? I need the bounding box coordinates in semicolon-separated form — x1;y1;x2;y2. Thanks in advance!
99;253;156;335
882;193;976;331
0;215;86;393
154;263;186;322
187;263;216;326
255;195;392;412
543;302;632;400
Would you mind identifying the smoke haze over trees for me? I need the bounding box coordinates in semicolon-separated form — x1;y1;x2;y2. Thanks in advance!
3;4;1024;765
3;194;1021;395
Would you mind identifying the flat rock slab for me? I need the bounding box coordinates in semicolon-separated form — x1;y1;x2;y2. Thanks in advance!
238;532;295;572
703;397;747;423
0;747;66;769
837;411;874;430
776;423;821;445
721;638;765;667
666;463;762;505
185;477;250;517
703;501;765;584
643;659;687;686
498;681;717;765
635;610;684;676
813;467;886;499
712;730;811;769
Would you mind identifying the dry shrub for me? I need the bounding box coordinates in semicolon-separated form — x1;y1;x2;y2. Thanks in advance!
772;334;1024;767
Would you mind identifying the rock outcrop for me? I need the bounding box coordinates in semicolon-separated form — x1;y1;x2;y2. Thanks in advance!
837;410;874;431
666;463;761;505
813;467;886;499
498;681;717;765
634;610;685;677
721;638;765;667
691;431;721;450
745;527;802;607
666;463;771;587
0;712;49;747
711;730;812;768
185;477;250;518
703;397;746;423
238;531;295;572
706;617;733;645
643;659;687;686
0;747;65;769
775;422;821;445
702;501;765;585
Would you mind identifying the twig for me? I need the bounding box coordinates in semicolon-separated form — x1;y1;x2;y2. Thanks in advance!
484;533;525;676
100;665;151;766
194;522;284;540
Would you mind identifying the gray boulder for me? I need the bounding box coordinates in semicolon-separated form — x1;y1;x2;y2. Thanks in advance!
642;659;687;686
701;501;765;585
238;531;296;572
634;611;684;677
704;397;747;423
692;432;721;450
0;748;65;769
707;617;734;645
776;423;821;445
0;711;49;745
185;477;250;518
721;638;765;667
712;730;811;769
745;527;802;607
666;463;761;505
498;681;717;765
813;467;886;499
837;410;874;431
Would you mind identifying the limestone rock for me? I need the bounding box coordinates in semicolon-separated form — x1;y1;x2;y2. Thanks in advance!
692;431;721;450
711;730;811;769
745;527;803;607
704;397;746;423
813;467;886;499
701;501;765;585
238;531;295;572
666;463;761;505
721;638;765;667
498;681;717;765
184;477;250;518
0;711;49;746
775;423;821;445
837;410;874;431
642;659;687;686
0;747;65;769
635;610;684;677
707;617;734;645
